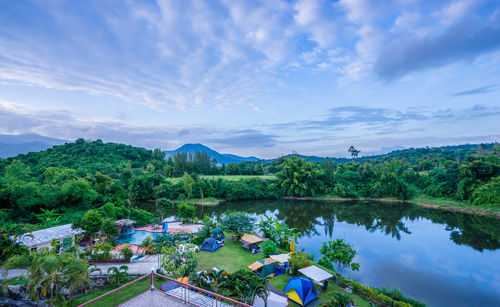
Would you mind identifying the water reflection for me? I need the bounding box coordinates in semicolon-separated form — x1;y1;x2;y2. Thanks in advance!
199;199;500;307
201;200;500;252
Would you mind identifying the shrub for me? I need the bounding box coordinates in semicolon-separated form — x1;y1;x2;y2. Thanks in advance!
178;202;195;222
120;245;134;261
221;212;255;235
288;250;312;275
260;240;278;256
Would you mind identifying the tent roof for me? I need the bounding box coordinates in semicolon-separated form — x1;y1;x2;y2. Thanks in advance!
269;253;290;264
212;228;223;234
248;261;264;271
298;265;333;282
241;233;264;244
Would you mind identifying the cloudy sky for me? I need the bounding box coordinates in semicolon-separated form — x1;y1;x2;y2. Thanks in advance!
0;0;499;158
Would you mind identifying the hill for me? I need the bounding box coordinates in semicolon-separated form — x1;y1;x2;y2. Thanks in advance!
164;143;260;164
0;133;68;158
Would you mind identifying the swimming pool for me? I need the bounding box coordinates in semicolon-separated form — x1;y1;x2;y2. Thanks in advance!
115;230;167;245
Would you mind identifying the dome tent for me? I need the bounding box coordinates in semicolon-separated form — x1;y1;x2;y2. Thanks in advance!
200;237;221;252
284;277;318;306
211;227;225;242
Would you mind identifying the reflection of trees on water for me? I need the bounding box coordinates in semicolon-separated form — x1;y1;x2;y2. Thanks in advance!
201;200;500;252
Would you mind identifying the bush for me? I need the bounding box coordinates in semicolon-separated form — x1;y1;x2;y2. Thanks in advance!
260;240;278;256
288;250;312;275
221;212;255;235
120;245;134;261
178;202;195;222
156;197;175;211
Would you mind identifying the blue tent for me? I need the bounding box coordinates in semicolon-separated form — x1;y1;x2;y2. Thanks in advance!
284;277;318;306
200;237;221;252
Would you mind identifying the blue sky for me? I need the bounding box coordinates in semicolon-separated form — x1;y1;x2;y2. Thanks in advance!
0;0;499;158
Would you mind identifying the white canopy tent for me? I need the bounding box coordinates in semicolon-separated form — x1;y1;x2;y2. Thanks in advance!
298;265;333;283
269;253;290;264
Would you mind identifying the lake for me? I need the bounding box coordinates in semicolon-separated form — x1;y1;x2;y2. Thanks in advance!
198;200;500;307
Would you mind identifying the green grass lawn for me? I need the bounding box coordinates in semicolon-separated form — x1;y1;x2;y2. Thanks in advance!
68;276;151;307
196;236;262;272
195;237;371;306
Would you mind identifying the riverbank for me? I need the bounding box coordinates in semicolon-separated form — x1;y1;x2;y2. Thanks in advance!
281;195;500;219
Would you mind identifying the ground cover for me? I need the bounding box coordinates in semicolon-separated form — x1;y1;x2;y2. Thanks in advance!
195;236;371;306
68;275;150;306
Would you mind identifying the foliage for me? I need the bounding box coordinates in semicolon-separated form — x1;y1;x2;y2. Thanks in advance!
107;265;129;286
73;210;103;241
257;214;300;247
322;292;355;307
221;211;255;235
120;245;134;261
288;250;312;275
320;239;360;283
177;202;195;223
101;218;118;242
160;244;198;278
276;155;322;196
218;269;268;305
3;249;91;305
260;240;278;256
380;287;427;307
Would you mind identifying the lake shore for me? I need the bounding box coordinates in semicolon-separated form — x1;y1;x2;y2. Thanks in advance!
281;196;500;219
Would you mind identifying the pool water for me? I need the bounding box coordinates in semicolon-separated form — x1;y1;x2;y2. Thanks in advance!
115;230;167;245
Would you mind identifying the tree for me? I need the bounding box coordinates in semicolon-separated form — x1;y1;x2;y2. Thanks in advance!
101;218;119;242
160;245;197;278
348;146;360;161
260;240;277;256
74;210;103;243
221;212;255;235
319;239;360;283
120;245;134;261
276;155;321;196
107;265;129;286
182;172;194;198
177;203;195;223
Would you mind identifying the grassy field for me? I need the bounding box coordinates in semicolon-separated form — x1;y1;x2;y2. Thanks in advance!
196;237;371;307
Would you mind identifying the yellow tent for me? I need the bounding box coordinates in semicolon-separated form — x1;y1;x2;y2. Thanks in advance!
286;288;303;305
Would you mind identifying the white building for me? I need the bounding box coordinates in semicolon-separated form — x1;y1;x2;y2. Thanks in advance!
16;224;84;251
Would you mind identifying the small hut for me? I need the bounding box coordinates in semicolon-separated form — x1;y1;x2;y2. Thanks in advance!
240;233;267;254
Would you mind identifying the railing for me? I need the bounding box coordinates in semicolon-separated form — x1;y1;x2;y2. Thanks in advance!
77;274;150;307
153;272;252;307
77;272;251;307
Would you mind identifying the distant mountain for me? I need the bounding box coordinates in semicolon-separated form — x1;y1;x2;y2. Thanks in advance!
0;133;68;158
164;143;260;164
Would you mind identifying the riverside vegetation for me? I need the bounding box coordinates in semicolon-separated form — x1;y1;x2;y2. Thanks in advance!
0;139;497;305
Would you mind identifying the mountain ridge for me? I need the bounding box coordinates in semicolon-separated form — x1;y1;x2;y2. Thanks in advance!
164;143;260;164
0;133;68;158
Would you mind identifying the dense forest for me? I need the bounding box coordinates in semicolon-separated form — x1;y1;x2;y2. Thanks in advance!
0;140;498;233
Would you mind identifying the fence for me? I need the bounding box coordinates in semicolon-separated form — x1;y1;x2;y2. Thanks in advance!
77;272;251;307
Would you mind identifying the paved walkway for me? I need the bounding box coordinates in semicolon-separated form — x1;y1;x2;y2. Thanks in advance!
92;255;160;275
119;289;187;307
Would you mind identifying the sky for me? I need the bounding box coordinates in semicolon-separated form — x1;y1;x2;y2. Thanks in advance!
0;0;499;158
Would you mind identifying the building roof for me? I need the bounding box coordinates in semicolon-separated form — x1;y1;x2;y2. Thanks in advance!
16;224;84;248
240;233;264;244
298;265;333;282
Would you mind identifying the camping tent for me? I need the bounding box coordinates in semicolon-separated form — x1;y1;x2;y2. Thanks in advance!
284;277;318;306
200;237;221;252
211;228;225;242
298;265;333;284
248;258;277;278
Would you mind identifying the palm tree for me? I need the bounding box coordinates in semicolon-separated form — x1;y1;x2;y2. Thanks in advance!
107;265;129;286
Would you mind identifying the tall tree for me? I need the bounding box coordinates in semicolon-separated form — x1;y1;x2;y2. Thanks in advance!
348;146;361;161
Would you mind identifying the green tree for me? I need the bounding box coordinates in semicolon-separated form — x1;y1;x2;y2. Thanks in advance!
182;172;194;198
120;245;134;261
74;210;103;243
348;146;361;161
221;212;255;235
319;239;360;283
101;218;119;242
177;202;195;222
107;265;129;286
276;156;321;196
260;240;277;256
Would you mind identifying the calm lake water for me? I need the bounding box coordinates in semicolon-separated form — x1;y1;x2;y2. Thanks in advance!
198;200;500;307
